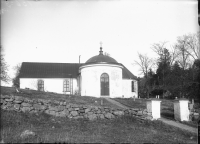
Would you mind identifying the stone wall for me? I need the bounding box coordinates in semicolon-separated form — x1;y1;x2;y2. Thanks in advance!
0;95;153;121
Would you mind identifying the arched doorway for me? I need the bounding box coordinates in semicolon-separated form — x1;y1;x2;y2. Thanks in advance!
100;73;109;96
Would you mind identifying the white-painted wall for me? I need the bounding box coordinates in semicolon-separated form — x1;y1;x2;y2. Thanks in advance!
80;64;123;98
20;78;78;94
122;79;138;98
174;100;190;121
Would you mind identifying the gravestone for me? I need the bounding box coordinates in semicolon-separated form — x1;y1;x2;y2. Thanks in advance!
146;99;161;119
174;98;189;121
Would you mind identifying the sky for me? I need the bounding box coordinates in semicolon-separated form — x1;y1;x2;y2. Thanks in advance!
1;0;199;86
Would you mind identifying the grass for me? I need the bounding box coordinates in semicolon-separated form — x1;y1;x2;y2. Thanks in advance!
0;86;121;109
0;109;197;143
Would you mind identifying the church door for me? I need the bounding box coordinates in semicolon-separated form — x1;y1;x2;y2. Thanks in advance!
100;73;109;96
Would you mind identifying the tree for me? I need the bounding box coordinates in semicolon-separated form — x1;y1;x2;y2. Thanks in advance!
0;46;10;83
184;32;200;60
133;53;154;98
12;63;22;88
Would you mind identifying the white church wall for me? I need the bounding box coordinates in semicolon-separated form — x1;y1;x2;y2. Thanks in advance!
122;79;138;98
80;64;122;98
20;78;78;94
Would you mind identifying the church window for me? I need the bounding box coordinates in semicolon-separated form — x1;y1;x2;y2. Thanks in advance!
63;79;70;92
132;81;135;92
38;80;44;91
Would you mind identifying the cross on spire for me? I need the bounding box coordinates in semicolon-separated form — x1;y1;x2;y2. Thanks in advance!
100;41;103;47
99;41;103;55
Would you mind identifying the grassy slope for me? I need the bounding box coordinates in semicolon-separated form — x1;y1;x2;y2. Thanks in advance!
0;109;197;143
0;86;121;109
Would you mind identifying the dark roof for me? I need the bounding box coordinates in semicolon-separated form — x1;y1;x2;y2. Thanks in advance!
19;62;83;78
86;54;118;64
120;64;138;80
19;62;137;80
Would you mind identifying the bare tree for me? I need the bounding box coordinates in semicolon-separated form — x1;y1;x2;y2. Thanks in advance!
151;42;178;66
133;52;154;98
175;35;192;70
185;32;200;60
0;46;10;83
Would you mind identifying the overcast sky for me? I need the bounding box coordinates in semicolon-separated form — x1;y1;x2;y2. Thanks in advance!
1;0;199;86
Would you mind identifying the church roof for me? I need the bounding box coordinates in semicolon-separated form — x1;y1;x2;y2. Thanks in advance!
19;62;137;80
85;46;119;65
86;55;118;64
19;62;83;78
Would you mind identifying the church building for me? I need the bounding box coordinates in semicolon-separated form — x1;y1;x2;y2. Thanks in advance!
19;45;138;98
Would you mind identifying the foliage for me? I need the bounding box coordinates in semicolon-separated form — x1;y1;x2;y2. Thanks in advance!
0;46;10;83
12;63;22;88
134;53;155;98
136;32;199;100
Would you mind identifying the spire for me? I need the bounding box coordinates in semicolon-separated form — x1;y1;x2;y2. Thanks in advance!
99;41;103;55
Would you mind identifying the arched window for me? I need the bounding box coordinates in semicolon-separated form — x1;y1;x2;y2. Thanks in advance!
100;73;109;96
63;79;70;92
38;80;44;91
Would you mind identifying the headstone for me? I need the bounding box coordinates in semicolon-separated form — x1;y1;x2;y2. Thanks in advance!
146;99;161;119
174;98;189;121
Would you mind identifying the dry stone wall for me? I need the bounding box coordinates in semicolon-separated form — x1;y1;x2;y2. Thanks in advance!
0;95;153;121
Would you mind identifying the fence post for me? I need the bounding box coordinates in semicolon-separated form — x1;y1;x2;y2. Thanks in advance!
146;99;162;120
174;98;189;121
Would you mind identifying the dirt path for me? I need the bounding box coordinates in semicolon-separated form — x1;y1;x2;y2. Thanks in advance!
104;98;198;134
159;118;198;134
104;98;129;109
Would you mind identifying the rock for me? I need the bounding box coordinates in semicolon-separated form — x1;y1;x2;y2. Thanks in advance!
6;102;12;107
49;106;59;112
99;114;105;119
74;107;80;111
85;108;91;113
1;95;10;99
20;130;35;138
113;111;124;116
87;111;94;115
21;103;32;107
79;109;85;113
131;108;139;111
137;111;143;116
14;104;20;110
4;98;14;102
66;105;71;108
71;111;78;117
105;113;115;119
96;110;101;114
13;100;23;104
0;99;5;104
44;110;50;114
33;104;46;110
68;108;73;112
21;107;31;112
59;109;69;117
88;114;97;120
57;106;65;111
142;111;147;115
147;112;152;115
145;115;153;120
49;110;56;116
